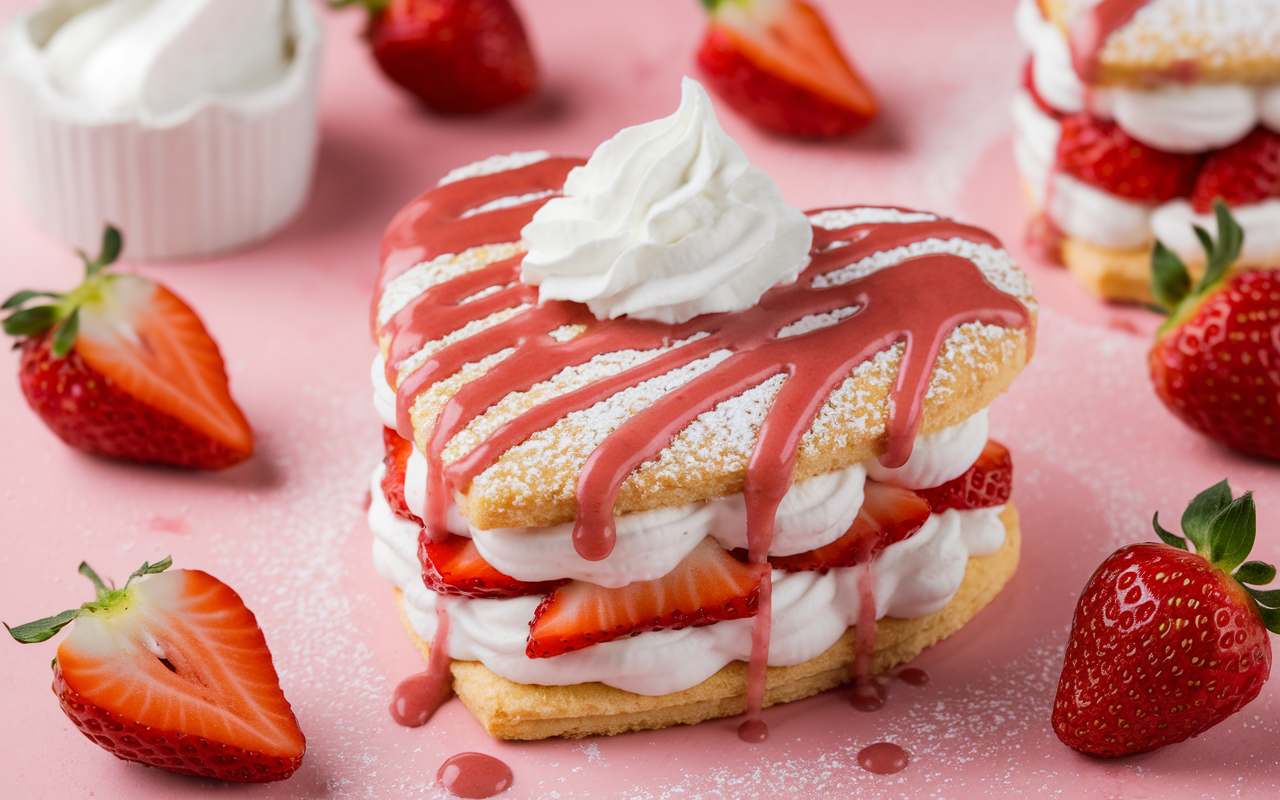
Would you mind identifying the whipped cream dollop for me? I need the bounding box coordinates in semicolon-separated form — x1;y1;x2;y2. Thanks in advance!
39;0;289;119
519;77;812;324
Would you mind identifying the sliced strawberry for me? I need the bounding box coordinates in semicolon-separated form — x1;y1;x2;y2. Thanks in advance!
1022;58;1060;119
526;537;760;658
1190;127;1280;213
697;0;876;138
3;226;252;469
7;559;305;782
916;440;1013;512
1056;114;1202;203
420;532;563;599
381;427;422;523
763;481;930;573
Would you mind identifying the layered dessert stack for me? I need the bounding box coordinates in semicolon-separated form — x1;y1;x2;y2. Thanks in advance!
367;79;1038;740
1014;0;1280;301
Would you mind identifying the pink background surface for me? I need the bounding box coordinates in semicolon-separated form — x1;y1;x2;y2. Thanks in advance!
2;0;1279;797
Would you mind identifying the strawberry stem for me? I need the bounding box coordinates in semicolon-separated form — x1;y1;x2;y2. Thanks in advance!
4;556;172;645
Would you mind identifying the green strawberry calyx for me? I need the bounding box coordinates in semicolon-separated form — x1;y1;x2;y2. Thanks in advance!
1149;198;1243;336
1;225;124;359
1152;480;1280;633
4;556;172;644
328;0;389;13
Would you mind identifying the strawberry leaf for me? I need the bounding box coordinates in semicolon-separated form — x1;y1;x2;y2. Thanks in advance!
1256;604;1280;635
2;290;58;310
1206;491;1256;574
127;556;173;584
1193;200;1243;295
1245;586;1280;608
3;305;58;338
84;225;122;278
78;562;110;594
4;608;82;644
51;308;79;359
1236;561;1277;586
1150;242;1190;311
1152;512;1187;550
1181;479;1232;554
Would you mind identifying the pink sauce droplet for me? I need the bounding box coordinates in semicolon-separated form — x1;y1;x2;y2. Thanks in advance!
437;752;513;799
390;600;454;727
897;667;930;686
857;742;909;775
851;678;886;712
737;718;769;743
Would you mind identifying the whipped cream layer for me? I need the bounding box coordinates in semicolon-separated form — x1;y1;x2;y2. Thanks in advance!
370;472;1007;696
519;77;812;324
34;0;290;121
1015;0;1279;152
1013;88;1280;264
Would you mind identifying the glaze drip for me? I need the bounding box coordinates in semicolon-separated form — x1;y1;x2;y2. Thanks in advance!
1068;0;1151;84
375;161;1032;735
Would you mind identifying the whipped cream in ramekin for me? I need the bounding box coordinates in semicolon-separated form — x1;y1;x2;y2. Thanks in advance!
519;77;812;324
3;0;323;258
1015;0;1275;152
370;472;1007;696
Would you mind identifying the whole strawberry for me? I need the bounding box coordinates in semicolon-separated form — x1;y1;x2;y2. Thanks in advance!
1148;202;1280;459
3;226;253;469
696;0;876;138
336;0;537;114
6;558;306;781
1053;481;1280;757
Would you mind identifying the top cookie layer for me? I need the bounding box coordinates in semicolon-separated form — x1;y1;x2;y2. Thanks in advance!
374;158;1037;531
1045;0;1280;85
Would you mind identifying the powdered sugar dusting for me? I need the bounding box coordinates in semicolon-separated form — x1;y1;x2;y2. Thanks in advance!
808;208;938;229
438;151;551;186
459;190;558;219
777;306;861;339
814;237;1037;310
378;243;524;327
395;307;528;385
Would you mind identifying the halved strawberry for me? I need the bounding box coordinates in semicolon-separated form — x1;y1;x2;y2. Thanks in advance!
6;558;305;782
763;481;930;573
381;427;422;523
1190;127;1280;214
1056;114;1202;203
526;537;760;658
696;0;877;138
916;440;1013;512
420;532;563;599
3;227;252;469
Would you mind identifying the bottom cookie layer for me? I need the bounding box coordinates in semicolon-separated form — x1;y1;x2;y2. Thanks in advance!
393;504;1020;740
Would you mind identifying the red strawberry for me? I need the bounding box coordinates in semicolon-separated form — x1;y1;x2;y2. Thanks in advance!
1053;482;1279;757
762;481;930;573
526;537;760;658
917;440;1013;512
1148;203;1280;459
1056;114;1202;203
1022;59;1061;120
338;0;537;115
6;558;305;781
382;427;422;523
419;532;563;598
3;227;253;469
696;0;877;138
1190;127;1280;214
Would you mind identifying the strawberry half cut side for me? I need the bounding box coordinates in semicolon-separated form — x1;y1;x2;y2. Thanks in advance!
382;427;422;523
917;439;1013;512
755;481;930;573
419;532;565;599
6;558;305;782
526;537;761;659
1053;481;1280;757
697;0;877;137
3;226;252;469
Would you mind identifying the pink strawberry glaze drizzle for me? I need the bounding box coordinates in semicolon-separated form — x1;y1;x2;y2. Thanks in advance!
389;597;455;727
858;742;910;775
850;536;885;712
1068;0;1150;84
436;752;513;798
376;159;1032;736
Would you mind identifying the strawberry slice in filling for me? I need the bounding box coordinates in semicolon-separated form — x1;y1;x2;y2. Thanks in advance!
419;532;565;599
916;439;1012;512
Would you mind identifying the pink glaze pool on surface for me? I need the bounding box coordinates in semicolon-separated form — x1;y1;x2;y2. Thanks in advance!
3;1;1280;798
